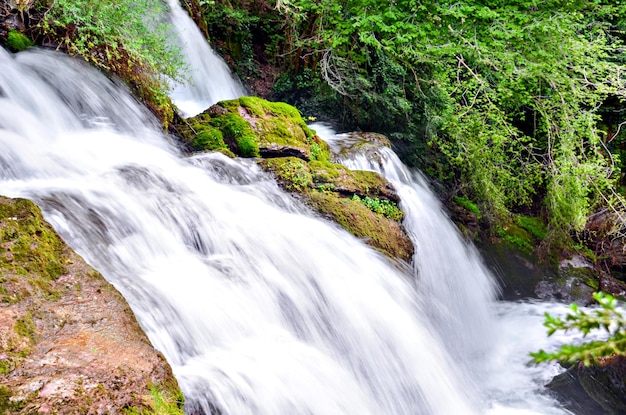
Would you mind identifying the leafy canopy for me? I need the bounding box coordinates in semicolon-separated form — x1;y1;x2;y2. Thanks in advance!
270;0;626;240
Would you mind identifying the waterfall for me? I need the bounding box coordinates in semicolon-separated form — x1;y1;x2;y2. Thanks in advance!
316;127;500;363
0;47;578;414
166;0;245;116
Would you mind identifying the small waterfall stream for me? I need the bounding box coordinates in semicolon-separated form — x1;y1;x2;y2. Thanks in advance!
0;10;582;412
166;0;245;116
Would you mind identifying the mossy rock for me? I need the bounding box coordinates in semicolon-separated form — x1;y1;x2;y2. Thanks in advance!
258;157;412;261
0;197;184;413
173;98;411;261
175;96;325;160
307;192;413;261
260;157;313;191
6;30;34;52
308;160;398;202
0;197;66;303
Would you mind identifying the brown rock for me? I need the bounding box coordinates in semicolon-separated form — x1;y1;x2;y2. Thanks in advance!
0;197;183;414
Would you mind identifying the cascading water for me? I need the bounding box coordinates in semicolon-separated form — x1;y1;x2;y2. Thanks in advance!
0;46;580;414
166;0;245;116
312;125;578;414
316;127;500;363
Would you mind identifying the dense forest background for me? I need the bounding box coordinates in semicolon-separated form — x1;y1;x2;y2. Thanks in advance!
199;0;626;251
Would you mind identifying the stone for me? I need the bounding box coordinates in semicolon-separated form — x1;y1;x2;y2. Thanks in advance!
0;197;183;414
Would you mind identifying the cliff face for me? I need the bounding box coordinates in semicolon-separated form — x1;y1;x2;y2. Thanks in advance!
0;197;183;414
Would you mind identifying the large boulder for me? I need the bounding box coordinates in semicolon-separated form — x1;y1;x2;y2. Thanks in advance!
548;356;626;415
175;98;414;262
0;197;183;414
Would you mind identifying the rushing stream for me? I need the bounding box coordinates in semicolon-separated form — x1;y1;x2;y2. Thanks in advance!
0;7;585;413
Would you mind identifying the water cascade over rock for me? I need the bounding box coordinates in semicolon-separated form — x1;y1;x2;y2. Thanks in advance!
0;31;587;415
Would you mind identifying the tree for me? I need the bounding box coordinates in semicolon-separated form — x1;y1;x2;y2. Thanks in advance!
266;0;626;242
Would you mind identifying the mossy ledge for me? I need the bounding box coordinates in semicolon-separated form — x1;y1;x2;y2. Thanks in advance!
0;197;183;414
174;97;414;261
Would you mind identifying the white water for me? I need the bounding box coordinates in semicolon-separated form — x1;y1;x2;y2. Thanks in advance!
314;125;576;414
0;47;578;414
166;0;245;116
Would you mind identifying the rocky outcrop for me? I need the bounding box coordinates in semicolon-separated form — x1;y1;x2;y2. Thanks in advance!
548;357;626;415
260;157;413;261
175;96;318;158
174;97;414;262
535;256;598;306
0;197;183;414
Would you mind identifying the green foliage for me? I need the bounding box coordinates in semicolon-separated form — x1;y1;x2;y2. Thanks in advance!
531;292;626;366
123;384;185;415
453;196;481;220
6;30;34;52
198;0;260;78
352;194;403;221
310;143;321;160
38;0;184;123
268;0;626;242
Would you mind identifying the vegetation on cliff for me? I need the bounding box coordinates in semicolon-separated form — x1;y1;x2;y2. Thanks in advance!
198;0;626;256
1;0;185;124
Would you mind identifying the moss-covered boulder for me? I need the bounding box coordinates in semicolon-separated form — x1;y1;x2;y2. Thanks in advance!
260;157;413;261
0;197;183;414
176;96;323;159
174;97;413;261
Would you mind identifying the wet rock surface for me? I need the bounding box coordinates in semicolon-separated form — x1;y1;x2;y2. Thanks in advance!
0;197;183;414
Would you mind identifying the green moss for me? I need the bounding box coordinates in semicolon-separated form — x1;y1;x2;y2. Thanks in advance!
0;361;11;375
308;192;413;261
261;157;312;190
181;97;317;158
188;125;234;156
514;215;547;240
6;30;34;52
217;113;259;157
0;198;67;283
494;215;548;255
454;195;481;220
0;385;22;412
14;313;37;342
